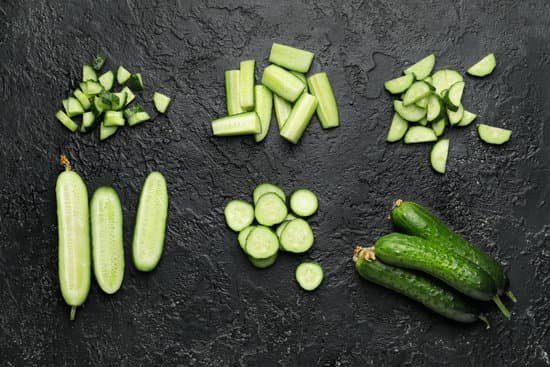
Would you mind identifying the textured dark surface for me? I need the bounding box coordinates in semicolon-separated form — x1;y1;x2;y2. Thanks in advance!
1;0;549;366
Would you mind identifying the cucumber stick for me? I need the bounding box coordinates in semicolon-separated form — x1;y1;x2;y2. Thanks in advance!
56;155;90;320
239;60;255;111
269;43;314;73
280;93;318;144
254;85;273;143
467;54;496;77
274;94;292;130
211;112;261;136
225;70;245;115
261;65;305;102
307;72;340;129
91;187;124;294
132;172;168;272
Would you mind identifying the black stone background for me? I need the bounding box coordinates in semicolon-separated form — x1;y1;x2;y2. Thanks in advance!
1;0;549;366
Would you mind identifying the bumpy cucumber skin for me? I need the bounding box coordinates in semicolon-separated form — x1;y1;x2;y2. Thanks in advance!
354;249;478;323
391;201;507;294
375;233;496;301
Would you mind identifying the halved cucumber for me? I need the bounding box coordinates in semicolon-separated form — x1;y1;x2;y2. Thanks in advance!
253;183;286;204
430;139;449;174
224;200;254;232
431;118;446;137
426;95;442;122
295;262;324;291
290;189;318;217
245;226;279;259
477;124;512;145
254;85;273;143
254;192;288;226
447;104;464;125
238;226;255;252
445;81;465;110
403;81;432;106
384;74;414;94
404;126;437;144
404;54;435;80
393;100;426;122
279;218;314;253
248;253;278;268
467;54;496;77
431;69;463;96
457;110;477;127
386;113;408;143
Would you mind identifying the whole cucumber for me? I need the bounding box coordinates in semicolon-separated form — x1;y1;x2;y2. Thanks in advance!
375;233;496;301
354;247;481;324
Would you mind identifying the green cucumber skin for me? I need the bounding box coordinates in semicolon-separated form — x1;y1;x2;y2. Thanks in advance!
375;233;496;301
391;201;507;294
354;251;478;323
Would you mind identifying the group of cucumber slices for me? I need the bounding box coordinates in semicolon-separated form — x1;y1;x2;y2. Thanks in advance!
211;43;340;144
56;155;168;320
224;183;324;291
55;53;172;140
354;200;515;326
385;53;512;173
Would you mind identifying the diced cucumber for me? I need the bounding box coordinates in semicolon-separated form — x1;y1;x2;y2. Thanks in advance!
254;85;273;143
238;226;255;252
93;53;107;70
127;111;151;126
445;81;465;110
261;64;305;102
224;200;254;232
467;54;496;77
431;118;446;137
393;100;426;122
239;59;255;111
307;72;340;129
290;189;318;217
74;89;91;110
121;87;135;106
447;104;464;125
211;112;261;136
116;66;131;84
295;262;323;291
457;110;477;127
124;105;144;119
431;69;463;96
386;113;408;143
98;91;120;110
254;192;288;226
225;70;244;116
245;226;279;259
477;124;511;145
80;111;96;132
274;94;292;130
253;183;286;204
418;117;428;126
55;110;79;132
280;93;318;144
427;95;442;122
384;74;414;94
248;253;278;268
64;97;84;117
269;43;314;73
415;97;429;109
111;91;127;110
403;81;432;106
404;54;435;80
103;111;125;127
153;92;171;114
98;71;115;91
93;96;109;115
279;218;314;253
430;139;449;174
404;126;437;144
128;73;143;91
83;64;98;81
99;121;118;140
80;80;103;96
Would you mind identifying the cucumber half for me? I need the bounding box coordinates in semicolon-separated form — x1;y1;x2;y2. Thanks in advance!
404;126;437;144
384;74;414;94
404;54;436;80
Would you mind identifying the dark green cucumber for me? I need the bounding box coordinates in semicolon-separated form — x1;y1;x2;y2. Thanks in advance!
374;233;496;301
354;247;482;324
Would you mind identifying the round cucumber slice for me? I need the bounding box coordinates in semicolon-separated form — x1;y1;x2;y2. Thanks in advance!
295;262;324;291
430;139;450;174
290;189;318;217
245;226;279;259
279;219;314;253
253;183;286;204
254;192;288;226
224;200;254;232
238;226;255;252
248;253;278;269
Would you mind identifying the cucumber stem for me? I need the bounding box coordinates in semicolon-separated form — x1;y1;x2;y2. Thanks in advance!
506;290;517;303
353;246;376;262
393;199;403;208
70;306;77;321
478;315;490;330
60;154;72;171
492;296;511;319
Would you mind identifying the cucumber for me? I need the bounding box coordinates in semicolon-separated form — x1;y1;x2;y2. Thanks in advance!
239;60;255;111
467;54;496;77
224;199;254;232
295;262;323;291
279;93;318;144
56;155;90;320
128;73;143;91
93;53;107;70
261;64;305;103
80;80;103;96
445;81;465;110
430;139;449;174
111;92;127;111
80;111;96;132
290;189;318;217
55;110;79;132
431;69;463;97
73;89;91;111
423;76;433;85
269;43;314;73
211;112;261;136
253;183;285;204
426;95;442;122
404;54;435;80
415;97;429;109
384;74;414;94
393;100;426;122
477;124;512;145
274;94;292;130
90;187;124;294
275;221;289;239
98;71;115;91
307;72;340;129
82;64;98;82
117;66;131;85
121;87;135;106
254;85;273;143
403;81;432;106
290;71;308;92
431;118;446;137
238;226;255;252
254;192;288;226
248;253;278;268
127;111;151;126
279;218;314;253
404;126;437;144
374;233;496;301
457;110;477;127
353;247;481;324
245;226;279;259
418;117;428;127
447;104;464;126
132;172;168;272
64;97;84;117
99;121;118;140
153;92;171;114
103;111;125;127
386;113;408;143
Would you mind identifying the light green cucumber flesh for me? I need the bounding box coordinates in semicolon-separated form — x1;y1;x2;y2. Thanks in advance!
224;200;254;232
384;74;414;94
280;93;318;144
261;64;305;102
269;43;314;73
254;85;273;143
211;112;261;136
295;262;324;291
477;124;512;145
404;126;437;144
430;139;449;174
225;70;245;115
467;54;496;77
253;183;286;204
404;54;436;80
386;113;408;142
239;60;256;111
307;72;340;129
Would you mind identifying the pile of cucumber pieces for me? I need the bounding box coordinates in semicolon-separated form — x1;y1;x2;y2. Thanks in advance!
55;53;172;140
385;53;512;174
212;43;340;144
224;183;324;291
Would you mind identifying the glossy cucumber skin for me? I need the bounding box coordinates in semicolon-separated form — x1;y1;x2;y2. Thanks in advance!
354;249;478;323
375;233;496;301
391;201;507;294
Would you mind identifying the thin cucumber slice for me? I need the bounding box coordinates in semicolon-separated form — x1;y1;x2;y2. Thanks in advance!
128;73;144;91
238;226;256;252
430;139;449;174
90;187;124;294
274;94;292;130
445;81;465;110
64;97;84;117
279;218;314;253
261;64;305;102
415;97;429;109
55;110;79;132
98;71;115;91
80;80;103;96
431;69;463;96
269;43;314;73
56;156;90;320
239;59;255;111
447;104;464;125
132;172;168;272
83;64;98;82
116;66;131;84
103;111;125;127
404;126;437;144
280;93;318;144
245;226;279;259
127;111;151;126
254;192;288;226
457;110;477;127
307;72;340;129
74;89;91;111
477;124;512;145
404;54;435;80
211;112;261;136
93;53;107;70
427;95;442;122
296;262;324;291
393;100;426;122
254;85;273;143
431;118;446;137
121;87;135;106
467;54;496;77
99;121;118;140
384;74;414;94
153;92;171;114
403;81;432;106
224;200;254;232
275;221;289;239
225;70;244;115
290;189;318;217
418;117;428;126
248;253;278;269
253;183;286;204
80;111;96;132
386;113;408;143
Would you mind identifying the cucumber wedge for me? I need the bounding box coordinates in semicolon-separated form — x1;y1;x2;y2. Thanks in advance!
73;89;91;111
430;139;449;174
80;111;96;132
254;85;273;143
64;97;84;117
384;74;414;94
393;100;426;122
431;69;463;97
457;110;477;127
467;54;496;77
477;124;512;145
295;262;324;291
99;122;118;141
386;113;408;143
153;92;171;114
82;64;98;82
404;54;435;80
98;71;114;91
404;126;437;144
116;66;131;85
211;112;261;136
415;97;429;109
447;104;464;126
403;81;432;106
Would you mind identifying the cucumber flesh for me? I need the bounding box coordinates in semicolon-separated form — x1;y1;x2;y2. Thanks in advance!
254;85;273;143
279;218;314;253
127;111;151;126
418;117;428;127
447;104;464;125
239;59;255;111
393;100;426;122
253;183;286;204
275;221;289;239
116;66;131;84
415;97;429;109
445;81;465;109
153;92;171;114
224;200;254;232
386;113;408;143
274;94;292;130
65;97;84;117
211;112;261;136
80;81;103;96
80;111;96;132
238;226;255;252
403;81;432;106
426;95;442;122
121;87;135;105
280;93;318;144
103;111;125;127
431;118;446;137
467;54;496;77
83;64;98;82
269;43;314;73
290;71;308;92
98;71;115;91
261;64;305;102
404;54;436;80
111;92;127;111
73;90;91;111
248;253;278;269
128;73;144;91
225;70;244;115
431;69;464;97
55;110;79;132
132;172;168;272
404;126;437;144
477;124;512;145
384;74;414;94
245;226;279;259
295;262;323;291
99;122;118;140
290;189;318;217
307;72;340;129
254;192;288;226
430;139;449;174
457;110;477;127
